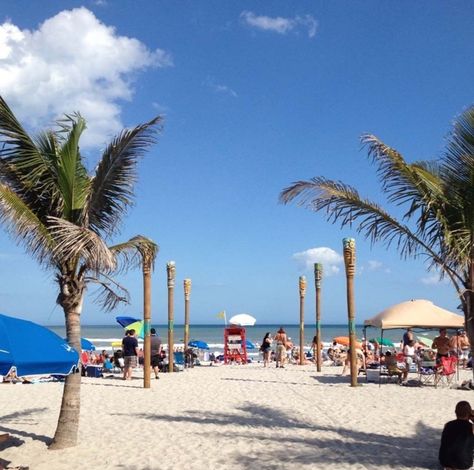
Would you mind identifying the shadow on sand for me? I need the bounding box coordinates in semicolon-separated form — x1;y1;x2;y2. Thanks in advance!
119;403;439;468
0;408;51;446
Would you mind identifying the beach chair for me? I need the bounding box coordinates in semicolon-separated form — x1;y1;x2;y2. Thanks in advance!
434;356;457;388
418;360;436;386
174;352;185;371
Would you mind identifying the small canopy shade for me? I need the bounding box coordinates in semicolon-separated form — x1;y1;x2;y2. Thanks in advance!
369;338;394;347
229;314;256;326
245;340;256;350
188;340;209;350
364;299;464;330
333;336;362;349
0;313;79;377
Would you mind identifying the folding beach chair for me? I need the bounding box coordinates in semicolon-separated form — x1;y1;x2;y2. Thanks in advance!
418;360;436;386
174;352;185;371
434;356;457;388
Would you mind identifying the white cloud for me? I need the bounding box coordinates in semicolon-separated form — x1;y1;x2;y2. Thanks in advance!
205;77;237;98
292;247;343;275
367;260;383;271
240;11;317;38
0;8;172;147
421;274;448;285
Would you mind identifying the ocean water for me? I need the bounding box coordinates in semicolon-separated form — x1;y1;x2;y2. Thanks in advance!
47;324;407;352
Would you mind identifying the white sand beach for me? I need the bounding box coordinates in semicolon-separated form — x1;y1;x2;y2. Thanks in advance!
0;364;472;470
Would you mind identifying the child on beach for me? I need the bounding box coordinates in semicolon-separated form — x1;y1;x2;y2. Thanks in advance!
439;400;474;470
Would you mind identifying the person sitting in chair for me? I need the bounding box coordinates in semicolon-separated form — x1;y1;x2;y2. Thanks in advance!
384;351;407;384
439;400;474;470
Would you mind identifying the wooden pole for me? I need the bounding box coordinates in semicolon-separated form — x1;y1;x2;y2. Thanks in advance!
299;275;306;366
314;263;323;372
343;238;358;387
183;279;191;352
143;254;152;388
167;261;176;373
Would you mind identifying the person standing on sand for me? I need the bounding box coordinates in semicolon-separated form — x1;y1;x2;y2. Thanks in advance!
122;329;139;380
274;327;288;368
450;330;470;369
402;328;414;348
150;328;162;379
260;332;273;367
432;328;451;362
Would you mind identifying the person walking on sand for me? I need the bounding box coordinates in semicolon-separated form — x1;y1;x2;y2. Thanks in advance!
260;332;273;367
122;329;139;380
274;327;288;368
439;400;474;470
150;328;162;379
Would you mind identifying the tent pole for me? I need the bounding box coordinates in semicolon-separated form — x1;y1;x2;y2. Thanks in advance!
379;329;384;388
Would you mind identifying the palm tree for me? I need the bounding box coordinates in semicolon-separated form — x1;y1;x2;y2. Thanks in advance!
0;96;160;449
280;107;474;368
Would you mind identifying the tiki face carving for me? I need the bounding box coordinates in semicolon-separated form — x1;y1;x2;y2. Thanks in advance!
314;263;323;288
167;261;176;287
184;278;191;299
299;275;307;297
343;238;356;276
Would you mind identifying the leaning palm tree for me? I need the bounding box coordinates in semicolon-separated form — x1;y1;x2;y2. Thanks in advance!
280;106;474;371
0;96;160;449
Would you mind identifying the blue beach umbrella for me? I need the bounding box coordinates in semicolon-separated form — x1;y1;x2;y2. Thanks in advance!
188;340;209;350
0;313;79;377
245;340;256;350
63;337;96;351
80;338;96;351
116;316;140;328
124;320;145;339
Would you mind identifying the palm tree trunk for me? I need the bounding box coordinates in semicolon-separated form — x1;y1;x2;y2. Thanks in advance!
49;286;84;450
467;251;474;381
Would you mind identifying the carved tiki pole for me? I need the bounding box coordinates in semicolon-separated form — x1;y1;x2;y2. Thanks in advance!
314;263;323;372
299;275;307;366
343;238;358;387
183;279;191;352
143;253;152;389
167;261;176;373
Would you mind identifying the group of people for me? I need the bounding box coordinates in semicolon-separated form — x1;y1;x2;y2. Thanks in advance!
260;328;295;368
121;328;164;380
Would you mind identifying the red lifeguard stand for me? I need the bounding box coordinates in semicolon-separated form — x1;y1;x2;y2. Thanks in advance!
224;326;247;364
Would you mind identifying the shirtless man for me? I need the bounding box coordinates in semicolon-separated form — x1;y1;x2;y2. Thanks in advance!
432;328;451;362
450;330;470;368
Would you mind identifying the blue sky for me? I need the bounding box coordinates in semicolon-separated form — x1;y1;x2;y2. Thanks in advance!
0;1;472;325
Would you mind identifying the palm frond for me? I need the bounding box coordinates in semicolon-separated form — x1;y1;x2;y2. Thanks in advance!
0;184;54;265
361;135;446;213
442;106;474;229
0;96;59;189
109;235;159;273
86;273;130;312
55;115;90;223
48;217;116;273
87;116;162;237
280;177;465;287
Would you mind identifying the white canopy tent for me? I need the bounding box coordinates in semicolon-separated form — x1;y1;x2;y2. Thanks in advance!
364;299;464;330
364;299;464;386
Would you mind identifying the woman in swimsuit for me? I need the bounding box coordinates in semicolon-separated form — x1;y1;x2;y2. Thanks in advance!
274;327;288;368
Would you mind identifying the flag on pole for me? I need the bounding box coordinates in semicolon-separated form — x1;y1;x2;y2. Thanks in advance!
216;311;225;319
